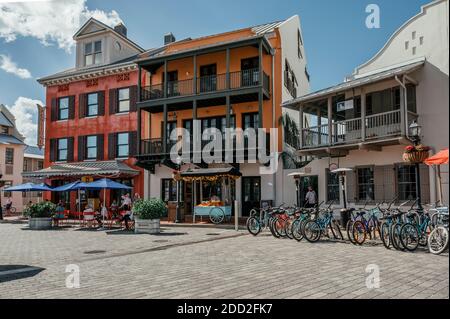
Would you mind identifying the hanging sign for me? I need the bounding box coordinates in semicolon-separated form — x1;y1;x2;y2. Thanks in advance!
36;104;45;149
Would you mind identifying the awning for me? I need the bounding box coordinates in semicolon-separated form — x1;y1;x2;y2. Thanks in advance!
22;160;140;178
179;167;241;182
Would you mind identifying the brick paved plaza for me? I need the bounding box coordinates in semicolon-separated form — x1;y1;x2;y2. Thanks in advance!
0;222;448;299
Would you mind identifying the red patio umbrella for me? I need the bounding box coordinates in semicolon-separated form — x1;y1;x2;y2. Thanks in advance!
425;149;449;165
424;148;448;205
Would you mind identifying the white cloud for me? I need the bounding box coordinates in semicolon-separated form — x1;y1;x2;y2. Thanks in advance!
0;0;122;52
0;54;32;78
5;96;43;146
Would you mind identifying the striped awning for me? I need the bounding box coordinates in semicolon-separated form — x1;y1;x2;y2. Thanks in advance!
22;160;139;178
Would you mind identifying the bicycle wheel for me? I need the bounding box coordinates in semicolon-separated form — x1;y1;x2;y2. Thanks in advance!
284;218;295;239
246;216;261;236
428;227;449;255
346;220;356;244
209;207;225;224
352;220;367;245
330;220;343;240
291;218;304;242
303;220;321;243
269;217;280;238
380;222;391;249
399;223;419;252
274;218;287;238
10;207;17;214
390;223;405;251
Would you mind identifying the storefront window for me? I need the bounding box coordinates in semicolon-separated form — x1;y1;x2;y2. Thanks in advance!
397;164;417;200
161;179;177;202
357;167;374;201
327;170;340;202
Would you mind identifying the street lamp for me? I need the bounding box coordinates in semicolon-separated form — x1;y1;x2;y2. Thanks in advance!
175;156;182;223
288;172;306;207
409;120;423;211
331;167;353;227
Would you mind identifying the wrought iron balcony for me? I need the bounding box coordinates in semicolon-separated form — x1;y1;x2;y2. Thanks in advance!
140;68;270;102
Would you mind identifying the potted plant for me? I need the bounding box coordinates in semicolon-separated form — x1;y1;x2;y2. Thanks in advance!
23;201;56;230
132;198;167;234
403;144;430;164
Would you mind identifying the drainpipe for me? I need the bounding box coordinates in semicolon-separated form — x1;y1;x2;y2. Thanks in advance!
271;50;277;206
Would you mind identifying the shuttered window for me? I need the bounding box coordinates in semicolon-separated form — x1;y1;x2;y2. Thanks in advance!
87;93;98;117
5;148;14;165
57;138;68;161
86;135;97;159
118;88;130;113
58;97;69;120
117;132;129;158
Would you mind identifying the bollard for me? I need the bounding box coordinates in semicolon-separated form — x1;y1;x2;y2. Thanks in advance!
234;200;239;231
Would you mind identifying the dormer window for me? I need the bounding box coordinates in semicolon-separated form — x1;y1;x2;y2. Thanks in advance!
84;40;102;66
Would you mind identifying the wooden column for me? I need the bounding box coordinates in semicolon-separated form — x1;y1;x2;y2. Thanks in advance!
137;108;141;156
137;66;142;102
361;88;366;141
258;41;263;129
317;108;322;145
327;96;333;145
193;55;197;95
299;104;304;149
226;48;230;89
162;103;168;153
399;80;407;136
163;60;168;98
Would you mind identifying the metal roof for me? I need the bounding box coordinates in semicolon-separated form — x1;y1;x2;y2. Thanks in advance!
251;21;284;35
0;112;14;127
24;145;44;158
0;134;25;145
283;58;425;106
22;160;139;178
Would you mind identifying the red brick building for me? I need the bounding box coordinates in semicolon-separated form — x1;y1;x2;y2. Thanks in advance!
25;19;146;211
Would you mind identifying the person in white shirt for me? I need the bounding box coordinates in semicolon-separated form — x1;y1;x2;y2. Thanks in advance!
305;186;317;208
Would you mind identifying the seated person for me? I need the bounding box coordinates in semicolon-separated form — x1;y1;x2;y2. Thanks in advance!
110;200;119;218
117;206;133;230
55;200;65;219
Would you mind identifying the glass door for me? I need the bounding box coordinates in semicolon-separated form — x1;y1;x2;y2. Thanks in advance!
241;176;261;216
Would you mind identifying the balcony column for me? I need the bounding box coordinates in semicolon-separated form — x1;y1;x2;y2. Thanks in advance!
226;48;231;129
137;66;142;102
163;60;168;98
162;103;168;154
137;107;141;156
317;108;322;145
226;48;230;89
361;88;366;141
258;40;263;129
399;81;406;136
193;54;197;96
299;104;304;148
327;96;333;145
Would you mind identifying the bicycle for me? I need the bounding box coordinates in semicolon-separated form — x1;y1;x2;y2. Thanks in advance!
303;203;343;243
246;205;274;236
349;201;385;245
399;204;433;252
428;205;448;255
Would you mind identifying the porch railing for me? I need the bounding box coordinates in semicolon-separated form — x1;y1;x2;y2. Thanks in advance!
140;68;269;101
299;109;406;149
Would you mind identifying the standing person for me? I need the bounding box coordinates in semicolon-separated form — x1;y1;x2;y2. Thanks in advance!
5;196;13;215
133;193;141;202
304;186;317;208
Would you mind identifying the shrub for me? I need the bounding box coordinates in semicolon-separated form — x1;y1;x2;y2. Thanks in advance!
23;201;57;218
132;198;167;220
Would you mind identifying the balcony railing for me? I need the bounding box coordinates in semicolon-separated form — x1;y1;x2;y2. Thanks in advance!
140;68;270;101
140;131;271;157
300;110;408;149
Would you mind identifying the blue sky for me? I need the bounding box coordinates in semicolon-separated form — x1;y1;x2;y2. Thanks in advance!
0;0;431;145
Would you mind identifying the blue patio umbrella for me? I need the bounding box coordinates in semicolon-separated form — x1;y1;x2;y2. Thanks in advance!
3;182;53;192
81;178;132;229
52;181;88;214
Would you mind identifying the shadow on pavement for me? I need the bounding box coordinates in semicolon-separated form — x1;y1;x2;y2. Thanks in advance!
0;265;45;283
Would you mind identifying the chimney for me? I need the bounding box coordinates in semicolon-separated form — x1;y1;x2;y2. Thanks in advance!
114;23;127;38
164;33;176;45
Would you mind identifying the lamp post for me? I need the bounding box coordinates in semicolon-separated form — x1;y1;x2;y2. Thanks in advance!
288;172;305;207
0;175;4;220
331;168;352;227
409;120;423;211
175;156;182;223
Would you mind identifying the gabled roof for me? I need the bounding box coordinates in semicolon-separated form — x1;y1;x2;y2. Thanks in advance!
24;145;44;158
74;17;144;52
0;111;14;127
283;58;425;106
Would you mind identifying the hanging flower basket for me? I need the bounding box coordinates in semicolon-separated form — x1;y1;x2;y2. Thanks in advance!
403;145;430;164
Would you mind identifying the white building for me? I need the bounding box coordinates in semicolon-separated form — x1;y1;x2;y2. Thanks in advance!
283;0;449;206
